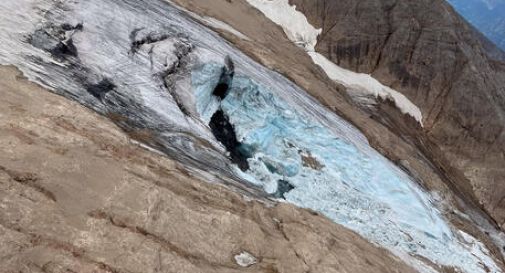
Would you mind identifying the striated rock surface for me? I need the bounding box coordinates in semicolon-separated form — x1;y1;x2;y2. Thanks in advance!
0;65;418;273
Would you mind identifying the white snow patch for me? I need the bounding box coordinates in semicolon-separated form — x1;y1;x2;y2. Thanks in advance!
308;52;424;125
196;16;251;41
129;140;165;156
234;251;257;267
246;0;321;51
246;0;424;125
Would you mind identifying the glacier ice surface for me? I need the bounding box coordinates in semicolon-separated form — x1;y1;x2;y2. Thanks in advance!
193;62;501;273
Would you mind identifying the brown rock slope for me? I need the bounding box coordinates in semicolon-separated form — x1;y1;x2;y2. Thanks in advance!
0;65;417;273
289;0;505;227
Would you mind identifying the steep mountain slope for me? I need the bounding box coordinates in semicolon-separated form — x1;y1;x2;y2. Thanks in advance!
1;0;504;272
0;65;418;273
287;0;505;229
447;0;505;51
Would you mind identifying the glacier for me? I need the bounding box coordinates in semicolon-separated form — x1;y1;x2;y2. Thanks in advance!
192;63;500;273
0;0;500;272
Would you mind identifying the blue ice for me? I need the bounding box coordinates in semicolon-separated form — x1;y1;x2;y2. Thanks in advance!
192;63;500;273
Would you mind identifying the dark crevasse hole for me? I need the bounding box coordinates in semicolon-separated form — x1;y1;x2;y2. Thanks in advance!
86;78;116;100
264;161;279;174
213;56;234;99
51;24;83;58
213;82;229;99
208;56;250;170
50;39;78;59
273;180;295;199
209;109;250;171
61;23;83;31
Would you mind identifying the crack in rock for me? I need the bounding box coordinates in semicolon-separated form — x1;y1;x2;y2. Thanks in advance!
0;165;56;202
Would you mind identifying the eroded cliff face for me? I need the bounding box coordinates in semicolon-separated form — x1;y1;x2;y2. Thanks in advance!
288;0;505;228
0;66;419;273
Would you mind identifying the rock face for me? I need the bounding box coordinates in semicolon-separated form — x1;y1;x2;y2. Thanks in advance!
289;0;505;227
0;65;418;273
